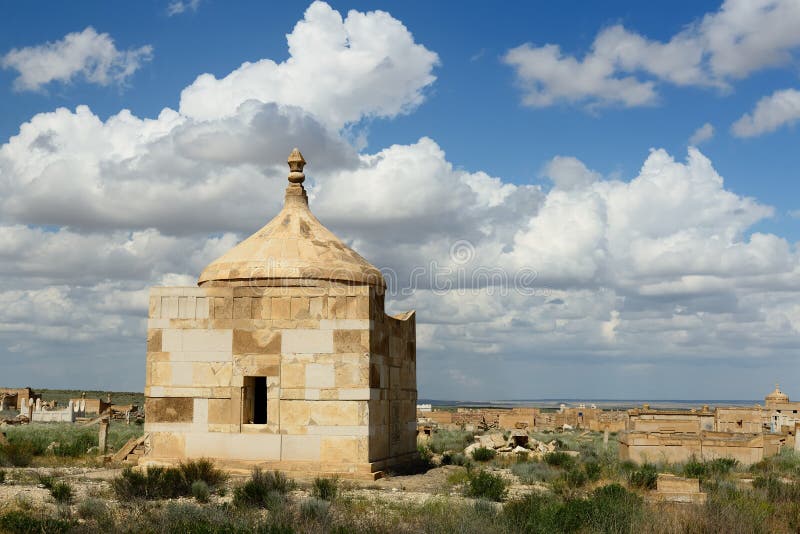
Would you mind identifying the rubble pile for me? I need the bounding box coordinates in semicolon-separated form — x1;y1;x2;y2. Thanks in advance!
462;430;560;459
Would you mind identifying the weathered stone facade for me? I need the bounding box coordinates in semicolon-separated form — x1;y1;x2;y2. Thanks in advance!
142;150;417;478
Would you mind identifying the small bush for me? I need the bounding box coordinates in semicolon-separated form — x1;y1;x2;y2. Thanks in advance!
300;497;330;521
179;458;227;488
77;497;110;521
708;457;738;474
471;447;497;462
0;441;35;467
684;457;708;478
191;480;211;503
111;459;226;500
0;509;73;534
589;483;644;532
445;452;469;466
50;481;73;504
465;470;508;502
504;483;642;534
511;461;559;484
543;451;575;468
473;498;497;518
584;460;602;481
311;476;339;501
37;473;56;489
564;467;588;488
233;468;295;508
447;468;470;486
504;493;562;533
428;429;475;454
0;469;5;484
754;474;800;502
628;463;658;489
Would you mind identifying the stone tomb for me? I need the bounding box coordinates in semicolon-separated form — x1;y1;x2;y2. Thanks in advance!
142;150;417;479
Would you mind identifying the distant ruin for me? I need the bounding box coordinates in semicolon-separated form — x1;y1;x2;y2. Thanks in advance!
618;385;800;465
142;150;417;479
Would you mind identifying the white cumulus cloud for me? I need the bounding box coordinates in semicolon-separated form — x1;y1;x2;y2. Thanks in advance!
1;27;153;92
732;88;800;137
689;123;715;145
179;1;439;130
503;0;800;109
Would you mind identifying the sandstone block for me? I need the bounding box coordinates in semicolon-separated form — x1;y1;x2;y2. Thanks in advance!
233;297;252;319
291;297;310;319
147;397;194;423
306;363;335;388
281;435;321;461
309;297;327;319
233;329;281;354
185;329;232;352
282;329;334;354
214;297;233;319
272;297;291;319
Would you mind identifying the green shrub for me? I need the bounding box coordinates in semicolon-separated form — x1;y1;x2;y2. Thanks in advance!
77;497;110;522
233;468;295;508
50;481;73;504
465;470;508;502
443;452;469;466
179;458;227;488
684;457;708;478
111;459;226;500
584;460;602;481
511;461;559;484
192;480;211;503
471;447;496;462
311;476;339;501
628;463;658;489
473;498;497;518
300;497;330;521
754;474;800;502
543;451;575;468
588;484;644;533
708;457;738;475
503;492;562;533
563;467;588;488
0;441;34;467
504;483;642;534
37;473;56;489
0;509;73;534
428;429;475;454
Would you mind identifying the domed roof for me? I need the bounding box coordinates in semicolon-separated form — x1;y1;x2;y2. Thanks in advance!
198;149;385;288
765;384;789;403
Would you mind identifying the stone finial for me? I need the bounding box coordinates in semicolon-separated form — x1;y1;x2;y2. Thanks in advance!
287;148;306;184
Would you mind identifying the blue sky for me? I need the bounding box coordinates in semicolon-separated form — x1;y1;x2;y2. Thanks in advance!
1;1;799;399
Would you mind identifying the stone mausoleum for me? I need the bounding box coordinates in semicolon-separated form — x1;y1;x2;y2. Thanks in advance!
142;150;417;478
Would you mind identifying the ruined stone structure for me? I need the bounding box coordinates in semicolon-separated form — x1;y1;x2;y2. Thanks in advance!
619;388;800;466
0;387;38;411
619;430;784;466
764;384;800;433
626;405;716;433
142;150;417;479
715;406;764;433
651;474;707;504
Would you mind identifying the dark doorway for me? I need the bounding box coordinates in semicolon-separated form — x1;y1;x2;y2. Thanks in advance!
243;376;268;424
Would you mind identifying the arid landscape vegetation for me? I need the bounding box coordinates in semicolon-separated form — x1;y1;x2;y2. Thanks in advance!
3;408;800;533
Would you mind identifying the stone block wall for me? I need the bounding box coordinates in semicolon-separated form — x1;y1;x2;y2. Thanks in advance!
144;284;416;477
619;431;778;466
